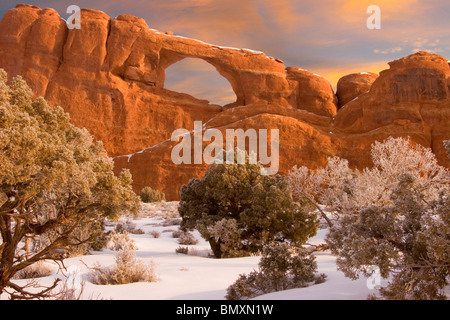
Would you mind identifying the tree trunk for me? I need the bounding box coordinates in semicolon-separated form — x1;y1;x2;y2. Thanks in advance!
208;238;222;258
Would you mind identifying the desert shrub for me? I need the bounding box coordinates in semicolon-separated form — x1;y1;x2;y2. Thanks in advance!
177;232;198;245
130;228;144;235
172;229;183;238
114;220;144;235
13;261;53;279
175;246;189;254
179;152;318;258
288;137;450;300
149;230;161;238
226;242;326;300
162;218;182;227
54;279;104;300
140;186;166;203
106;231;137;251
289;137;448;216
88;248;157;285
115;220;134;233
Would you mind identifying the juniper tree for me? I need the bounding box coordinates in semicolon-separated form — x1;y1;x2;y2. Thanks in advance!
178;151;318;258
0;70;140;299
327;173;449;299
288;137;450;299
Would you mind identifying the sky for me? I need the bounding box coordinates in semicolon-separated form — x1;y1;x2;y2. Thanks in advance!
1;0;450;105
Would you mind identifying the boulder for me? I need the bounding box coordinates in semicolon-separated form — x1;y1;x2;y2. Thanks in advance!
336;72;378;108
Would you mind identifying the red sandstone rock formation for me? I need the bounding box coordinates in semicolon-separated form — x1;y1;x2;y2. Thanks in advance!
286;67;338;117
0;5;449;199
336;72;378;108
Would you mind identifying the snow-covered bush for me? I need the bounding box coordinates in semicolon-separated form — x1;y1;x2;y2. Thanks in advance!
226;242;326;300
289;137;448;217
172;229;183;238
149;230;161;238
177;231;198;245
162;218;182;227
13;261;53;279
288;137;450;300
88;248;157;285
106;231;137;251
328;173;449;299
175;246;189;254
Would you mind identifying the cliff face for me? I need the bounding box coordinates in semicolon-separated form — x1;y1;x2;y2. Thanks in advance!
1;5;449;199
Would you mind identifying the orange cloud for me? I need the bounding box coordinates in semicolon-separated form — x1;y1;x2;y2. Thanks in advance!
312;61;390;90
337;0;419;22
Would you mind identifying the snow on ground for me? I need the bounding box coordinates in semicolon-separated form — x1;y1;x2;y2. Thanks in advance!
2;203;383;300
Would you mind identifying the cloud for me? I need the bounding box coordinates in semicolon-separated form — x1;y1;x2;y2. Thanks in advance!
374;47;403;54
312;60;390;90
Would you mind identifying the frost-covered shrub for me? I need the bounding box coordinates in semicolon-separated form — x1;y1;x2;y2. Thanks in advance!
88;248;157;285
175;246;189;254
89;248;156;285
114;220;144;235
140;186;166;203
162;218;182;227
149;230;161;238
289;137;450;300
289;137;448;216
177;231;198;245
106;231;137;251
328;174;450;300
13;261;53;279
226;242;326;300
89;229;110;252
172;229;183;238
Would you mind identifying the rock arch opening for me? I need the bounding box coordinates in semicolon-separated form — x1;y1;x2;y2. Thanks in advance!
164;57;237;106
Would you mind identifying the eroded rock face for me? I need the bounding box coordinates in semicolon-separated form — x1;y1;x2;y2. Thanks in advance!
334;52;450;169
336;72;378;108
286;67;338;117
0;5;449;200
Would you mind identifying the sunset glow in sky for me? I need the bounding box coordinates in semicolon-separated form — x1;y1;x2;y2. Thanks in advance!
1;0;450;105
